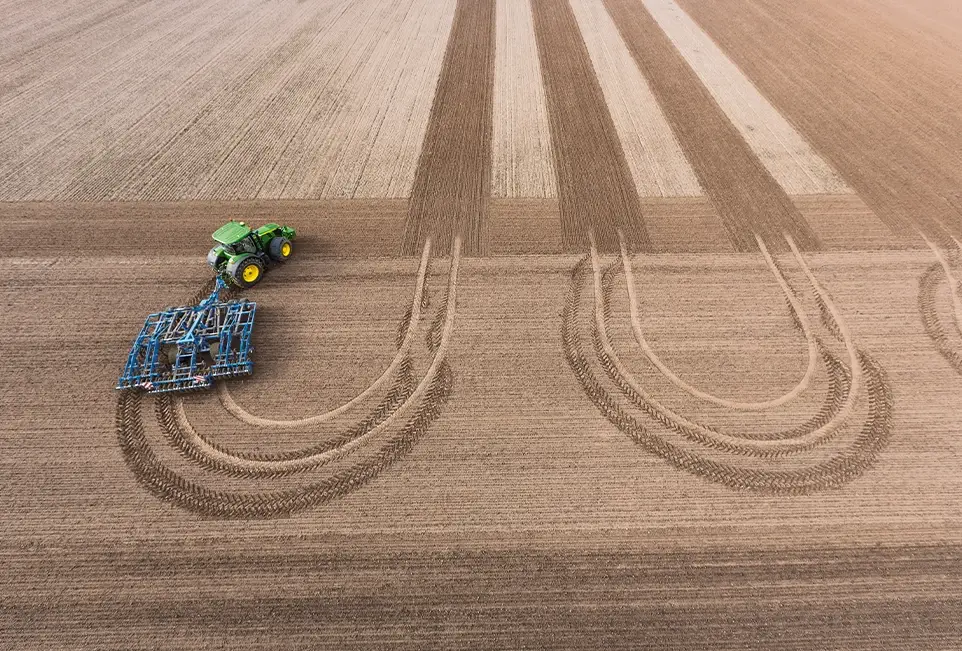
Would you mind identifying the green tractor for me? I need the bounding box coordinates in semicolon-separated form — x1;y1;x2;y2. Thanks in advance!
206;220;296;288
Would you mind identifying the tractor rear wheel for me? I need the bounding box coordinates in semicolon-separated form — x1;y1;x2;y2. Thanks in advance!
227;255;264;288
268;236;292;262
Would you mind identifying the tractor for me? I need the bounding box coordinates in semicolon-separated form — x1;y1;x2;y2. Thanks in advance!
206;220;296;288
116;220;297;394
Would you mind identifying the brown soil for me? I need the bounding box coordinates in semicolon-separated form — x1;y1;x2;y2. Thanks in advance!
4;249;962;647
402;0;495;257
4;0;962;647
530;0;652;253
604;0;820;253
676;0;962;241
488;198;563;255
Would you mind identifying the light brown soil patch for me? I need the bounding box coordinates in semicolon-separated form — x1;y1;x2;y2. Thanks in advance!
402;0;496;257
603;0;820;253
676;0;962;240
530;0;652;254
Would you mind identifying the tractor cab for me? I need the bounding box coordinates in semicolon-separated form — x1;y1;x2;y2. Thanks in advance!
212;221;257;255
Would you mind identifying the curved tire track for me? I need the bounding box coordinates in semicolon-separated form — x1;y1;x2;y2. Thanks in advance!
591;236;861;457
564;256;893;493
163;242;461;477
216;238;434;428
919;236;962;375
919;262;962;375
117;362;452;518
618;230;820;411
116;239;461;517
600;261;852;444
157;357;415;478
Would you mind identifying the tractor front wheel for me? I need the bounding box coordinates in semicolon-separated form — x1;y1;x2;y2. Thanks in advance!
268;236;292;262
227;255;264;289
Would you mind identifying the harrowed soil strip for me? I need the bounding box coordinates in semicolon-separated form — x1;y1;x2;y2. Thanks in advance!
402;0;495;257
603;0;821;253
675;0;962;241
530;0;652;254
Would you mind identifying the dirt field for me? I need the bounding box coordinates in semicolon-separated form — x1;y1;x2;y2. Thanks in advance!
2;0;961;648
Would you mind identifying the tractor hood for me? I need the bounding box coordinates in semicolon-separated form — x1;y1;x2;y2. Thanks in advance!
212;221;252;245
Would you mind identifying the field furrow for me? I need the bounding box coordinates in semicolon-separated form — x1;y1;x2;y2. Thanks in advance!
3;1;962;646
0;0;272;200
676;0;962;240
0;0;193;107
640;0;850;196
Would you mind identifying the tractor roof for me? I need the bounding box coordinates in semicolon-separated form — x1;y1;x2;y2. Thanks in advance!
212;221;252;245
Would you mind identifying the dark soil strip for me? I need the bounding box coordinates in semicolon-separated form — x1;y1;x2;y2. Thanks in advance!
0;199;407;258
603;0;821;253
401;0;496;257
530;0;652;254
489;198;563;255
675;0;962;241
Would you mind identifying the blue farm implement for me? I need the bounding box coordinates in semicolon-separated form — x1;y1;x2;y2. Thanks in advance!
117;279;256;394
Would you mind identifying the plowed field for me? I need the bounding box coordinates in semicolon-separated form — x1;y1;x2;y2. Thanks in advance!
2;0;961;648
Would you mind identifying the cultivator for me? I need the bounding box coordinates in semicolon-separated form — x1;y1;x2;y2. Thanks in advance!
116;278;256;394
117;220;296;394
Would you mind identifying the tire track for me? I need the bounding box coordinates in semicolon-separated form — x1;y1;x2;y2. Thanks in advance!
618;230;819;410
164;242;460;477
600;262;852;443
116;362;451;518
919;263;962;375
591;235;860;457
923;234;962;338
157;358;415;478
116;239;462;516
216;238;432;428
563;257;893;493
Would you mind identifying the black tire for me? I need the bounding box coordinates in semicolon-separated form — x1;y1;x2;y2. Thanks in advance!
268;236;292;262
226;254;264;289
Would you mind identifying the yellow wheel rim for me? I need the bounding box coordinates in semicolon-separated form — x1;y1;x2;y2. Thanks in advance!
281;242;292;257
242;264;260;283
